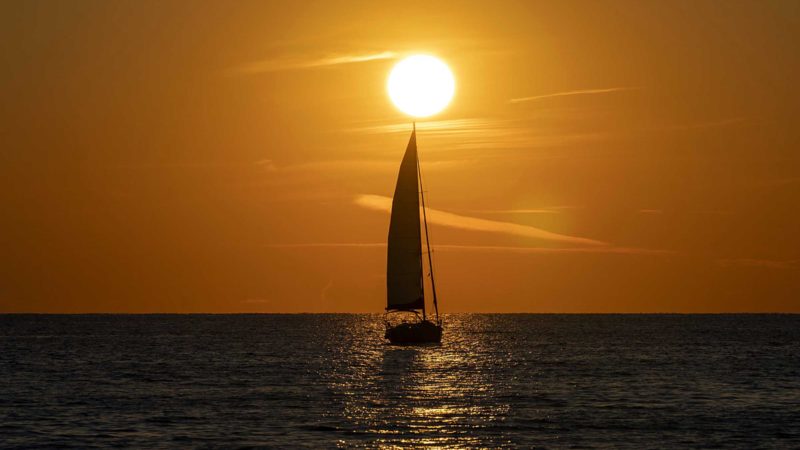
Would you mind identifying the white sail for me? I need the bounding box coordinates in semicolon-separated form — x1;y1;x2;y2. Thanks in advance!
386;130;424;311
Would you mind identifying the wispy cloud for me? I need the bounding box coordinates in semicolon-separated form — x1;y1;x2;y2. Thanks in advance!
229;51;397;75
320;278;334;302
647;117;746;133
268;243;386;249
355;194;606;246
242;298;275;304
255;158;277;172
510;87;640;104
350;118;503;135
435;244;672;255
266;242;672;256
348;117;539;153
717;258;800;270
469;206;580;215
347;116;615;156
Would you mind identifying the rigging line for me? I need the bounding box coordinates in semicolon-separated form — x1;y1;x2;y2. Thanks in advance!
418;156;438;280
416;134;440;322
423;177;441;317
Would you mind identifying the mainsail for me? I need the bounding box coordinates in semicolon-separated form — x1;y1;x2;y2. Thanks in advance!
386;129;424;311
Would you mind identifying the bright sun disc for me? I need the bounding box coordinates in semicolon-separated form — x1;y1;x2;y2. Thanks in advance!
387;55;455;118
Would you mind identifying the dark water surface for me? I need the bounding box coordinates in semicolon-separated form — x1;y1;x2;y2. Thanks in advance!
1;314;798;448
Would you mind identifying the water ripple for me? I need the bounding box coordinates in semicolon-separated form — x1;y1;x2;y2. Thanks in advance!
1;314;798;448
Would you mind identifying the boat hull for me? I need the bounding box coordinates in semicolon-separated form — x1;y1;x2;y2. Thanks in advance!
385;320;442;344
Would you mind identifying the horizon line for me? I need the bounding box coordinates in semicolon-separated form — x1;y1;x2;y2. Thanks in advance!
2;312;797;315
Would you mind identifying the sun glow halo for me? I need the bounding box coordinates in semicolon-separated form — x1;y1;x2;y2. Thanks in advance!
387;55;455;118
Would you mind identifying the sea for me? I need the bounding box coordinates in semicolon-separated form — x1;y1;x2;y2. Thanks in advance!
1;314;798;448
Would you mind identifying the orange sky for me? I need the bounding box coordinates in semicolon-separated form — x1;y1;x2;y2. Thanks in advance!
2;1;799;312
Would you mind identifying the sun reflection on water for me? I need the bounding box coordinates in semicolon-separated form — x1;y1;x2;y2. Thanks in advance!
324;315;512;448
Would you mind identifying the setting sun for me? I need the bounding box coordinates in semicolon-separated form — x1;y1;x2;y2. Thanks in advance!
387;55;455;118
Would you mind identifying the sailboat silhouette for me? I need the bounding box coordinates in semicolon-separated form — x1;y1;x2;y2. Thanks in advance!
384;123;443;344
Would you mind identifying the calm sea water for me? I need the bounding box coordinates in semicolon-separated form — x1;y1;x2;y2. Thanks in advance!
1;314;798;448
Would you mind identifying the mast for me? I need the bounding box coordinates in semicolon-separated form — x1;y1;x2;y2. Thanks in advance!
416;122;440;322
415;122;426;321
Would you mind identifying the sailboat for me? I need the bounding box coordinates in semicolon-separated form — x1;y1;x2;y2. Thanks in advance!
384;123;443;344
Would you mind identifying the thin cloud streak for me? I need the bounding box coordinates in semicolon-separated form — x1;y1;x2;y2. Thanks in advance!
647;117;746;132
510;87;640;104
717;258;800;270
469;206;581;214
347;117;615;154
349;118;506;135
355;194;606;246
268;243;386;249
265;242;672;255
435;244;673;255
230;51;397;74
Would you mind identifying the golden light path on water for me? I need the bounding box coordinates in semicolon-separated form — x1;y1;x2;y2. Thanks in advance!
323;315;516;448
